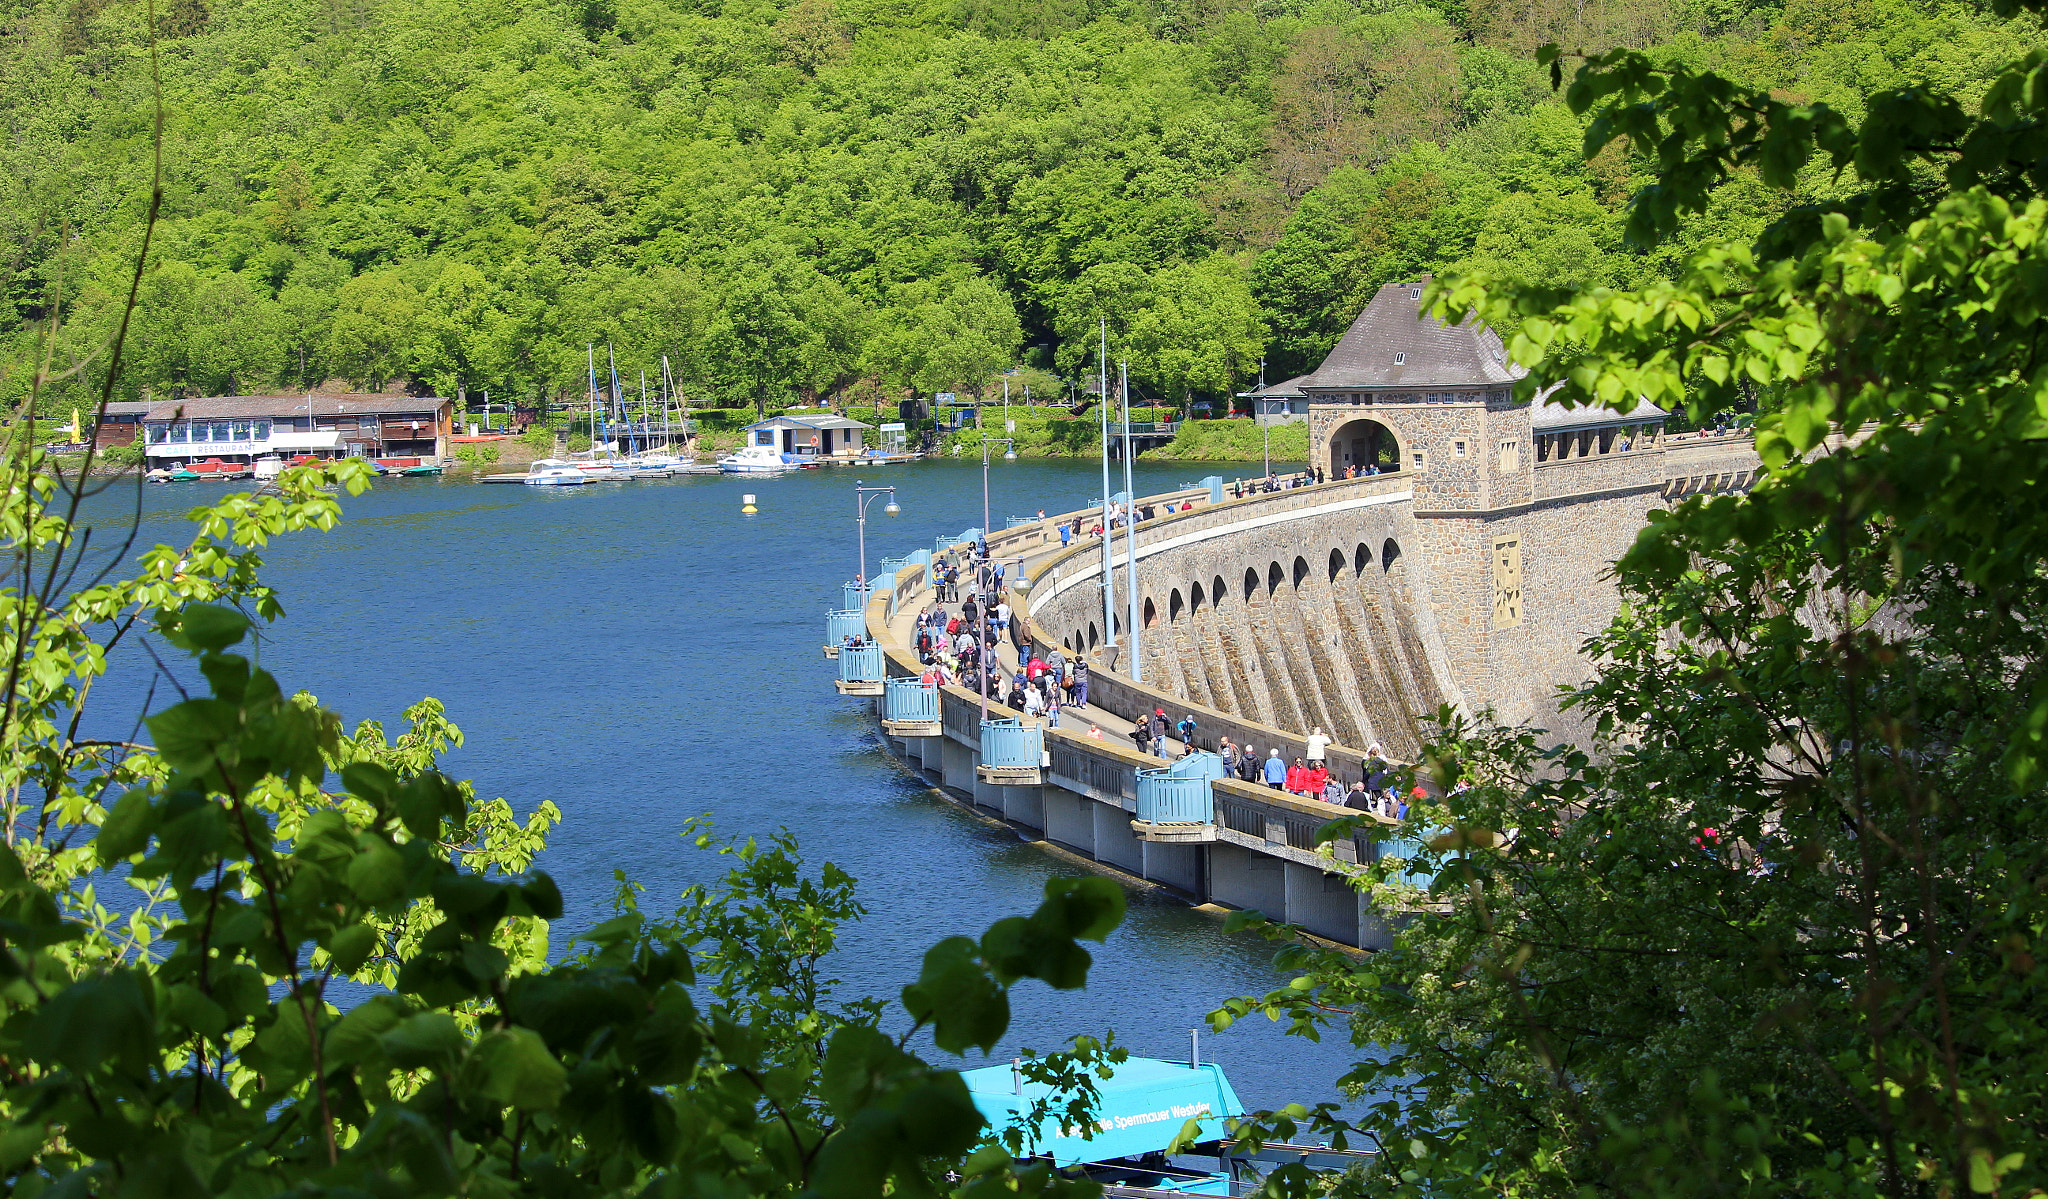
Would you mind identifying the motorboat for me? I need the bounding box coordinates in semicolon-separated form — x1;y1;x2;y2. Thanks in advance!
718;445;798;474
523;460;593;487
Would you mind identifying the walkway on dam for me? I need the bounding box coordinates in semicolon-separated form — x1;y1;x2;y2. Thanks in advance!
882;538;1156;747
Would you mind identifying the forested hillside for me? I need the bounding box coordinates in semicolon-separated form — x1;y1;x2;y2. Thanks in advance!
0;0;2031;410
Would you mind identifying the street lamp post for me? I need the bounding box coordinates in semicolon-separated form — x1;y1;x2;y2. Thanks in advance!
1258;357;1270;480
852;480;900;604
979;436;1016;537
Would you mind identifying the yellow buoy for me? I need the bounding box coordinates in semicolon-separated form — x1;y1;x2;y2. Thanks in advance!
741;493;758;514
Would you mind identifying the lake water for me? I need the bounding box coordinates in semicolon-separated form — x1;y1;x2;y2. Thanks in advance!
75;454;1356;1113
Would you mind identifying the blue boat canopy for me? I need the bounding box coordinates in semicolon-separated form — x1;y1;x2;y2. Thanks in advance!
961;1056;1244;1166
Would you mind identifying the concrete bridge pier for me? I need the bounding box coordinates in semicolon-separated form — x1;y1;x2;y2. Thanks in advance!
1000;785;1045;831
1092;806;1145;875
1041;787;1095;857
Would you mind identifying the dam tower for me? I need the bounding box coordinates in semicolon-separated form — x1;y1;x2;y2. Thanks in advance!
1297;279;1669;731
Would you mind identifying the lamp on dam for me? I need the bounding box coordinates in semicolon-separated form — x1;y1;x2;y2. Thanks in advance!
978;437;1016;536
852;480;899;603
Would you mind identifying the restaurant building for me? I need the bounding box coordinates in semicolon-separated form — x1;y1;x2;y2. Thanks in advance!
142;394;453;467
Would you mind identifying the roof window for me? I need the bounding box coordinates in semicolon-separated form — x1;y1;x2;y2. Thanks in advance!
1394;353;1406;365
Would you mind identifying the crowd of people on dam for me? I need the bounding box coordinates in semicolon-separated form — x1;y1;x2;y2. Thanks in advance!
894;506;1421;822
910;554;1090;729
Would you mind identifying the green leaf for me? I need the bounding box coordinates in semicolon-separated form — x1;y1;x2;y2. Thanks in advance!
465;1026;568;1111
902;937;1009;1055
325;995;409;1066
146;700;242;772
378;1011;467;1068
325;922;379;974
629;989;702;1085
519;872;563;920
341;761;398;805
345;841;407;905
1036;876;1125;942
172;604;251;653
166;984;228;1039
94;790;158;864
28;972;155;1072
821;1024;912;1117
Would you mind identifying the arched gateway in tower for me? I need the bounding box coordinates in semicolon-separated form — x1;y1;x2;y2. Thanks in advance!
1284;277;1670;732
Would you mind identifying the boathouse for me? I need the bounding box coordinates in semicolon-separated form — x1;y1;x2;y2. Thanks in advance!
142;394;454;467
91;401;152;448
742;414;873;460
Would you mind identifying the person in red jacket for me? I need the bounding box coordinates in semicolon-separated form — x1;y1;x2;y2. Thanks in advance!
1305;762;1330;796
1285;757;1309;794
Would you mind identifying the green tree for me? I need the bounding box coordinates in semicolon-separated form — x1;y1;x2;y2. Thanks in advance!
703;246;865;413
326;272;421;392
1218;20;2048;1199
866;273;1023;402
1123;255;1266;405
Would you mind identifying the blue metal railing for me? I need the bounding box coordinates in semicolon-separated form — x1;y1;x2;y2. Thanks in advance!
843;580;872;611
884;677;940;723
838;643;883;685
1137;752;1223;823
825;609;865;646
979;719;1043;770
961;527;984;543
1005;515;1036;528
879;554;910;576
1369;833;1438;886
1202;475;1223;504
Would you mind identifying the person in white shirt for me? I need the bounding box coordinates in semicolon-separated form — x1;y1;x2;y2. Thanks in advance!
1305;727;1331;766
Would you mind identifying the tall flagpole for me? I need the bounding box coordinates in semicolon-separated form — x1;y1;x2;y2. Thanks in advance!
1099;318;1116;655
1120;359;1140;683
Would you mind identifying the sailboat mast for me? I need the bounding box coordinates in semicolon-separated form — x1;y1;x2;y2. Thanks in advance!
587;345;599;455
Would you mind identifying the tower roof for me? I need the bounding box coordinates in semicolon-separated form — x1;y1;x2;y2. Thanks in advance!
1300;278;1524;390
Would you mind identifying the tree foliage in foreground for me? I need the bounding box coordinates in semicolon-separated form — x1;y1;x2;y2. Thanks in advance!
1210;8;2048;1199
0;451;1130;1198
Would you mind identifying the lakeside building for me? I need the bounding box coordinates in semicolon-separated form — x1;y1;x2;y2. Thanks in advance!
741;413;873;460
142;394;454;467
1236;376;1310;425
91;401;153;448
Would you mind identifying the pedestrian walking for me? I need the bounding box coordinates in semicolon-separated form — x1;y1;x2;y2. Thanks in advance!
1071;657;1089;707
1176;713;1196;750
1262;749;1286;789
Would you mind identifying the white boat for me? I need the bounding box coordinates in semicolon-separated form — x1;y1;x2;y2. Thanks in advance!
718;445;798;474
524;459;593;487
252;455;284;480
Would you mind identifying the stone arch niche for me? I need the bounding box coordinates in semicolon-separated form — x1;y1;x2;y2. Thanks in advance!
1243;567;1260;602
1168;589;1184;622
1190;580;1205;612
1266;562;1285;593
1144;597;1160;628
1328;547;1346;582
1293;556;1311;588
1354;542;1373;574
1329;417;1402;477
1212;575;1228;606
